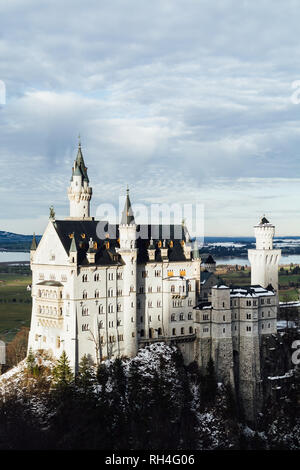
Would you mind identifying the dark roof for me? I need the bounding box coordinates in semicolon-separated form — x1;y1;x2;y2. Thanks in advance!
70;144;89;183
201;270;216;283
121;189;135;225
259;216;270;225
201;254;216;265
52;220;192;266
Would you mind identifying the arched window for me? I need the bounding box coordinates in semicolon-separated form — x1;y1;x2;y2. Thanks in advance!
108;304;114;313
172;328;176;336
117;303;122;312
83;290;87;299
140;329;145;337
95;290;99;298
171;313;176;321
189;326;193;334
181;327;184;335
157;327;162;336
171;285;175;293
108;288;113;297
99;304;104;314
179;313;184;321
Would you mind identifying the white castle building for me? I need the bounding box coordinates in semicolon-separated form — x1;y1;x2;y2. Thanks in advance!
28;143;281;420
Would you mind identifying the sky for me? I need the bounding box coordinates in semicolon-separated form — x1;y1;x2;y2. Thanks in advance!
1;0;300;236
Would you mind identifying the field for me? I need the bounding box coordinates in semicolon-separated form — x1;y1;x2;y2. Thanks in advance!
0;273;32;342
220;267;300;302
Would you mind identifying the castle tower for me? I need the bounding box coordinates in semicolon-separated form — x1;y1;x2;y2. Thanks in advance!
66;139;93;220
117;188;138;357
248;216;281;291
211;285;234;387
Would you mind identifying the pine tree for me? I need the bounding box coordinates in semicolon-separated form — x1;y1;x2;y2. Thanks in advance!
52;351;74;389
26;347;36;375
76;354;95;396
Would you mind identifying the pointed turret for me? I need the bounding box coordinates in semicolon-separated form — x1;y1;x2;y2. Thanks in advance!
69;234;77;253
121;187;135;225
30;233;37;251
67;138;93;220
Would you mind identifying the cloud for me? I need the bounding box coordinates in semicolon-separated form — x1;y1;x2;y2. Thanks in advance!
0;1;300;235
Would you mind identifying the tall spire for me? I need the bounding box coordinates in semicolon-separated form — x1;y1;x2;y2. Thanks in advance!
121;186;135;225
30;233;37;251
67;139;93;220
69;234;77;253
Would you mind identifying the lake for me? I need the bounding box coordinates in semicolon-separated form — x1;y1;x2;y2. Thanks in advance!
215;255;300;266
0;251;30;262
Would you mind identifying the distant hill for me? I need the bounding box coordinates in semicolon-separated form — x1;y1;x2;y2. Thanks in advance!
0;231;41;252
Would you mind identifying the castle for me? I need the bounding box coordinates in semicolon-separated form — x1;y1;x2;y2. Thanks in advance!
27;142;281;420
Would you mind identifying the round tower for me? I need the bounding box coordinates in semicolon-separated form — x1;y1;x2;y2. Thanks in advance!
117;188;138;358
248;216;281;291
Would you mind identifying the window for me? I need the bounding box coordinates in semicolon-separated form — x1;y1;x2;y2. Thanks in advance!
82;324;89;332
246;300;251;306
82;274;88;283
157;286;161;293
118;334;124;341
268;323;270;328
56;336;61;348
83;290;87;299
132;332;135;338
157;328;162;336
188;283;192;292
253;301;257;306
179;313;184;321
95;290;99;298
82;307;89;316
203;314;209;321
158;315;161;321
142;271;148;278
181;327;185;335
130;285;134;292
171;313;176;321
117;289;123;296
172;328;176;336
223;328;226;333
157;300;161;307
223;315;226;321
188;299;193;306
94;273;100;281
117;272;123;280
108;272;114;281
246;326;252;332
222;302;225;307
148;286;152;293
267;298;271;304
203;327;209;333
108;304;114;313
117;303;122;312
99;305;104;314
155;270;161;277
268;311;270;317
148;301;152;308
108;288;113;297
131;317;134;323
188;313;193;320
246;313;251;319
171;285;175;293
139;286;144;294
262;324;264;329
261;299;265;305
189;326;193;334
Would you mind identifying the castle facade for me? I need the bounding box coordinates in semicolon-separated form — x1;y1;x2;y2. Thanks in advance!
27;143;281;420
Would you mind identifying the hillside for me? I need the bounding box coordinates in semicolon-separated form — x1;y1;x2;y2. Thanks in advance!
0;231;41;252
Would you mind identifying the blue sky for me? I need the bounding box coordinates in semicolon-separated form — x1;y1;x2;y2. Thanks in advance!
1;0;300;236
